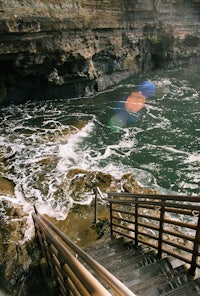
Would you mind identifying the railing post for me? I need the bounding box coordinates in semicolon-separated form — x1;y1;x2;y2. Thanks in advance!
93;188;98;224
110;201;113;237
157;204;165;259
33;204;38;214
134;202;139;247
189;213;200;276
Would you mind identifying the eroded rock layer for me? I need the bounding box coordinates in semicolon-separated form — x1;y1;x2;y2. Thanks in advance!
0;0;199;105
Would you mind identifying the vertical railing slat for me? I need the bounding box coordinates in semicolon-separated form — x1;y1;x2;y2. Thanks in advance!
189;213;200;276
110;201;113;237
134;201;139;247
93;187;98;224
157;203;165;259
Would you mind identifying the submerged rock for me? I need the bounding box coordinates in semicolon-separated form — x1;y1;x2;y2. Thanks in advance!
68;170;117;202
0;177;15;197
122;173;158;194
68;169;158;202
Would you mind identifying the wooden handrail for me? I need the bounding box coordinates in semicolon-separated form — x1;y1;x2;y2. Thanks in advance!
32;207;136;296
106;191;200;276
108;192;200;203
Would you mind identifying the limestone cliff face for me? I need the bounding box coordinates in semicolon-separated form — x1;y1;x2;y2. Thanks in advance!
0;0;199;105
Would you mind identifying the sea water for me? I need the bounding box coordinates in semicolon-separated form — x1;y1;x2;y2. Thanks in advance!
0;64;199;230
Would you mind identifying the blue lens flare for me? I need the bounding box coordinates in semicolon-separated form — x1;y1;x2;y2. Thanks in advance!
138;80;156;98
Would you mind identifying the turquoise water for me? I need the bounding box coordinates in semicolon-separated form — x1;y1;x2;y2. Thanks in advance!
0;64;199;224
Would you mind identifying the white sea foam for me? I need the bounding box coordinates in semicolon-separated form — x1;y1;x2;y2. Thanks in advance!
184;153;200;164
57;120;95;170
0;195;22;205
180;182;199;190
155;78;172;87
98;163;134;179
0;194;35;241
162;146;189;156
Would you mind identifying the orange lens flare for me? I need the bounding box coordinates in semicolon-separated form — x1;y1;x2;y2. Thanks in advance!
125;91;146;113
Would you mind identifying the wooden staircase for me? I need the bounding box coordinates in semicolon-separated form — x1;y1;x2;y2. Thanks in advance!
84;237;200;296
33;191;200;296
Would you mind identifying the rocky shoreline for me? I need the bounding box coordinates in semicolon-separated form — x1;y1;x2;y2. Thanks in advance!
0;168;158;295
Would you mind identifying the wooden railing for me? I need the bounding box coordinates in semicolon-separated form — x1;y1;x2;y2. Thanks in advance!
33;190;200;295
103;192;200;276
32;206;136;296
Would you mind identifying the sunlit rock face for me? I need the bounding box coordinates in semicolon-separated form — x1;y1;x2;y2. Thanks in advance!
0;0;199;105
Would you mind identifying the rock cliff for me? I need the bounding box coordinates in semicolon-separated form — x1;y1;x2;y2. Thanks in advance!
0;0;199;105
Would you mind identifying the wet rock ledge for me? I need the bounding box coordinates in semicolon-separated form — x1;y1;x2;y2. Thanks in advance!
0;0;200;105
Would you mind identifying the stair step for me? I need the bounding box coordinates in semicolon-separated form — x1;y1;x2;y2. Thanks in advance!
131;273;169;295
156;265;190;296
121;257;172;287
131;265;189;296
161;277;200;296
87;248;131;265
85;237;138;255
104;251;157;274
85;238;144;265
84;237;123;250
93;246;146;266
